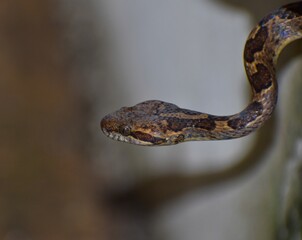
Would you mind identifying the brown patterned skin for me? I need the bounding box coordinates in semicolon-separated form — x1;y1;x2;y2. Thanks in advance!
101;2;302;146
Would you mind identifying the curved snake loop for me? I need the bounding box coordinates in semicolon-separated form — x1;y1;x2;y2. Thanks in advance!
101;2;302;146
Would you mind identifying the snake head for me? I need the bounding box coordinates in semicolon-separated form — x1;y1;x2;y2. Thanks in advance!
101;100;182;146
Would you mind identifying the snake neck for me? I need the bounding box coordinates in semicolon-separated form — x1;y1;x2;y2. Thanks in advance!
218;3;302;140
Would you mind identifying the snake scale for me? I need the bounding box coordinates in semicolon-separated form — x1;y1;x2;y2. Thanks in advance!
101;2;302;146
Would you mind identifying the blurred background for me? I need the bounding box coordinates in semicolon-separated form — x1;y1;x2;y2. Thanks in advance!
1;0;302;239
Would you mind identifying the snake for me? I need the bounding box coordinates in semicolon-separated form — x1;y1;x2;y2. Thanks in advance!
101;2;302;146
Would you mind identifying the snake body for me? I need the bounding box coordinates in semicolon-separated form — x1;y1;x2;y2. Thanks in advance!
101;2;302;146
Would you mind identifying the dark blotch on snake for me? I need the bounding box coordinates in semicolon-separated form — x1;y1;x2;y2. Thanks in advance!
227;101;263;130
193;118;216;131
131;131;165;144
166;117;216;132
283;2;302;16
250;64;273;93
166;117;189;132
244;26;268;63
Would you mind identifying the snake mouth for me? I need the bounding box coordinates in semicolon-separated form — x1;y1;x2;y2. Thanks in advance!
101;127;129;142
101;124;152;145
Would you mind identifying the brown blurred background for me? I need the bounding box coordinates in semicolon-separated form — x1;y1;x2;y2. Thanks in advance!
0;0;108;239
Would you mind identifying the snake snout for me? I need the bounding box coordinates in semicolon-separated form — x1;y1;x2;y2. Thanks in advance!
100;117;109;136
100;115;117;135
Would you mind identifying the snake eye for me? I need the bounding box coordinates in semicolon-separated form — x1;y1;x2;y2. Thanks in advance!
119;126;131;136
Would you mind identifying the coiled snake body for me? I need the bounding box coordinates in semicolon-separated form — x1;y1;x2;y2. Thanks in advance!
101;2;302;146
